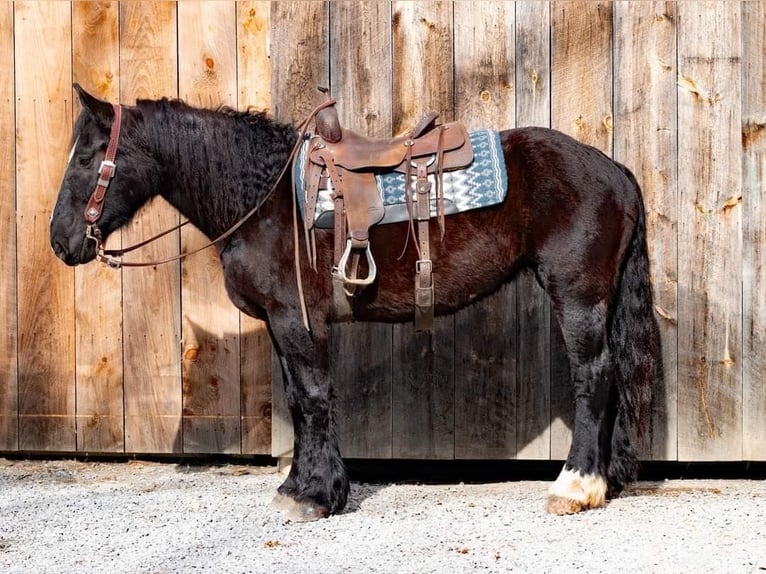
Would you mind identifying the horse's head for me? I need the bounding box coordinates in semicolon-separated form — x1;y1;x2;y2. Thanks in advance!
50;84;158;265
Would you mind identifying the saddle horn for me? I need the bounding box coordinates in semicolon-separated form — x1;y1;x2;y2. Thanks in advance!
314;86;342;144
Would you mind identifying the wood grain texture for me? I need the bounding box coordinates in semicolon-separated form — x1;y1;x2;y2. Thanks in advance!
392;1;454;131
552;1;613;154
119;2;182;453
677;2;742;461
550;1;614;459
613;2;678;461
15;1;76;451
329;1;394;459
741;0;766;461
391;1;455;459
240;318;272;455
237;2;271;113
268;1;330;456
178;1;241;454
515;2;552;460
237;2;273;456
269;1;329;125
72;0;124;453
0;2;17;450
453;2;517;459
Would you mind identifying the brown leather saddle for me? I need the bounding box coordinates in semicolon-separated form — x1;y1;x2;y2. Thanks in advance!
302;95;474;330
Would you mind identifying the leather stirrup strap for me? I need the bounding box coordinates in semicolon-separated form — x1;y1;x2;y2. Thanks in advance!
414;160;434;331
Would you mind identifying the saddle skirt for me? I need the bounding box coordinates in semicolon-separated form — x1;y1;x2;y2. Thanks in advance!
294;129;508;229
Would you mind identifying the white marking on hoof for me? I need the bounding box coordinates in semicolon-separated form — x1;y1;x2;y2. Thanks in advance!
547;466;607;513
270;493;328;522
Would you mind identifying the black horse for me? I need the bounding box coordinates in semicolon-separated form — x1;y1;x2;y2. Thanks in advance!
51;85;661;520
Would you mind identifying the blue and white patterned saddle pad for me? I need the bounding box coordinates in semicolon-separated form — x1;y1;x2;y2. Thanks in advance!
294;129;507;229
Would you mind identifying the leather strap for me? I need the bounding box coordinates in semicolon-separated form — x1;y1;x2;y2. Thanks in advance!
414;160;434;331
85;104;122;224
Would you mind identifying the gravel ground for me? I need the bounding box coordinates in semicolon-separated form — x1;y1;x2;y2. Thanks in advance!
0;458;764;574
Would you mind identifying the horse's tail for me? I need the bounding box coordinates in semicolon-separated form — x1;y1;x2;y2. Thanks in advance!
608;164;662;442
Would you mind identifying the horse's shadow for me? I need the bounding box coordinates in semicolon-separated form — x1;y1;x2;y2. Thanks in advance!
174;269;668;471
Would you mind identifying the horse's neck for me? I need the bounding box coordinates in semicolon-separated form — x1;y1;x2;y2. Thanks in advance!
146;107;294;239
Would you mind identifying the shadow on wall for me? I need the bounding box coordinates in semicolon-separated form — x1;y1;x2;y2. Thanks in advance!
174;271;668;464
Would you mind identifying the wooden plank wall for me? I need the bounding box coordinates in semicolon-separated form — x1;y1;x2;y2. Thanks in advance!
1;1;764;462
2;1;272;456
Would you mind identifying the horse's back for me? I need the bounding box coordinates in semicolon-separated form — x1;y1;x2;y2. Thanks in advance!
500;126;641;252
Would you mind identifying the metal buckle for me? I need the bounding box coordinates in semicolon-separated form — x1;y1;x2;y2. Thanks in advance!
84;224;99;246
97;159;116;187
334;239;377;286
97;253;123;269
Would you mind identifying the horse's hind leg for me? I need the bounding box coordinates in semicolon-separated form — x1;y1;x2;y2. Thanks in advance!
545;298;614;514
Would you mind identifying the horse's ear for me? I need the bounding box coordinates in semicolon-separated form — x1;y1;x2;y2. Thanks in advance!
73;83;114;129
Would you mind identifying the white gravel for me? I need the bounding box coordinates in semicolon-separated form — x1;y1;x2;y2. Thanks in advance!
0;458;764;574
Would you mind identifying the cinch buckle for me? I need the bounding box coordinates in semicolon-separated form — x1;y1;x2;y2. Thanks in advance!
334;239;377;287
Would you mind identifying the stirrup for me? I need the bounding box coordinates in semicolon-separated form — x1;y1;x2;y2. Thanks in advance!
334;239;377;287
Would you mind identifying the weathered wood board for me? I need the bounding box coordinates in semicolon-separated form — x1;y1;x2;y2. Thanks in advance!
549;0;613;459
391;1;455;460
515;2;553;460
269;1;330;459
178;1;242;454
453;2;517;460
15;1;76;451
72;0;125;453
741;0;766;461
613;1;679;460
329;2;395;460
0;2;17;450
119;2;182;453
677;2;742;461
237;1;273;456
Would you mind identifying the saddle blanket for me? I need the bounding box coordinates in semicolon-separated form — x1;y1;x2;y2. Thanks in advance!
294;129;508;229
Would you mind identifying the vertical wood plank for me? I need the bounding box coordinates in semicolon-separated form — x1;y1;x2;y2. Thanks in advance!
614;2;678;461
515;1;552;460
237;1;273;456
237;2;271;113
329;1;394;459
269;2;329;125
741;0;765;461
0;2;17;450
269;1;330;457
453;1;517;460
72;0;124;453
677;2;742;461
178;1;241;454
119;1;182;453
391;1;455;459
551;1;613;154
549;0;613;459
15;1;76;451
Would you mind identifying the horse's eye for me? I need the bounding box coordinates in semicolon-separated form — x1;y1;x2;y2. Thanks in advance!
78;156;93;168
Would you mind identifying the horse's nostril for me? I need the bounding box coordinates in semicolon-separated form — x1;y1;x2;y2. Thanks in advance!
52;240;70;262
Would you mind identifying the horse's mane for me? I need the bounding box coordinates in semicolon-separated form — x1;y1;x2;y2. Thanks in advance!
133;97;298;236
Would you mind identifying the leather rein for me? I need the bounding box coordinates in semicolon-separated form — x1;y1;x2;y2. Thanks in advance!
83;100;334;270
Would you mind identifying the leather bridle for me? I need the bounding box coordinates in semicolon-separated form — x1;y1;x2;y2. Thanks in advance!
80;98;335;271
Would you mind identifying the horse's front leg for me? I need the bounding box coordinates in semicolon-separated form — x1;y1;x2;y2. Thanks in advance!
268;316;348;521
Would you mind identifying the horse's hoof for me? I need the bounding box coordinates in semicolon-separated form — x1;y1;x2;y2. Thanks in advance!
545;466;607;515
271;493;329;522
545;495;587;515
